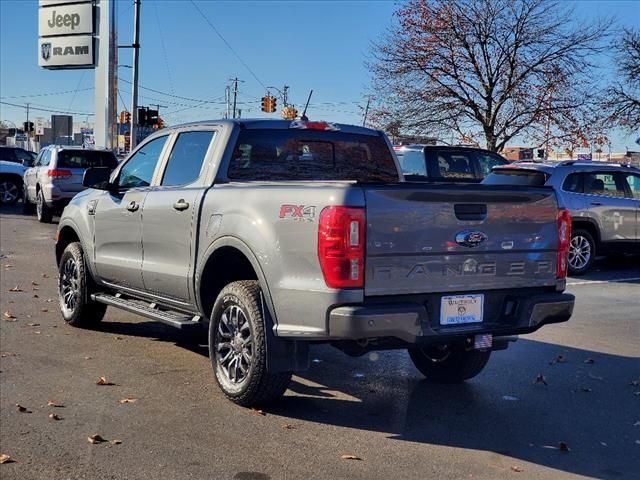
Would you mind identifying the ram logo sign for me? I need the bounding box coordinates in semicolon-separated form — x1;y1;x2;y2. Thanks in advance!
38;36;94;69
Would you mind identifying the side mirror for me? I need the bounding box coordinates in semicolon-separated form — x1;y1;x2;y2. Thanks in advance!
83;167;113;189
22;158;34;167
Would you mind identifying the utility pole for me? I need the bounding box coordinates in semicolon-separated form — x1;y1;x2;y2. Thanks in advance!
26;103;29;135
225;85;231;119
232;77;239;119
130;0;141;149
282;85;289;107
362;96;371;127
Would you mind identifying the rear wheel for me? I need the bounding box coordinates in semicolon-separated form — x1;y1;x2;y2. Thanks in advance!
58;242;107;327
408;344;491;383
0;176;20;205
568;229;596;276
36;189;53;223
209;280;291;407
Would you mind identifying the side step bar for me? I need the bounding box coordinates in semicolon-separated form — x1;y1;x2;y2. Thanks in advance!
92;293;202;331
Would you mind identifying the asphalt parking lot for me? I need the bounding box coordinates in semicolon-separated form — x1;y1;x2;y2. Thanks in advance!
1;204;639;480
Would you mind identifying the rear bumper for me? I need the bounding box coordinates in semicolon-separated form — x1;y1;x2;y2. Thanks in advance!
328;292;574;343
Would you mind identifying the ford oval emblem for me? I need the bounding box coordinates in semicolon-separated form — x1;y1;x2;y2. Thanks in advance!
455;230;488;248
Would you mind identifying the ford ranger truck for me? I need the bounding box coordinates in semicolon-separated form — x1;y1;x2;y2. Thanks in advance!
55;119;575;406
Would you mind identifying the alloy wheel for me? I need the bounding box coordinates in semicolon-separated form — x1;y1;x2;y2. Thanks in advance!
60;258;80;316
216;305;253;385
0;180;19;204
569;235;591;271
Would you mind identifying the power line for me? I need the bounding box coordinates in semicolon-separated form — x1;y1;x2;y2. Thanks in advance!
189;0;267;89
118;77;226;104
0;100;94;116
0;87;94;99
153;1;175;95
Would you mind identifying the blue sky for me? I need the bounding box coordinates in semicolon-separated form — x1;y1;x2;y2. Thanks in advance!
1;0;638;150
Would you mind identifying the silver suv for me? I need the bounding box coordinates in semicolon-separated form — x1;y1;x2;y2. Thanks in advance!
484;161;640;274
23;146;117;222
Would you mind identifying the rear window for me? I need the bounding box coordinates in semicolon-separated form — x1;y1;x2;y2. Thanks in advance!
227;129;398;182
397;149;427;176
57;150;118;169
482;168;548;186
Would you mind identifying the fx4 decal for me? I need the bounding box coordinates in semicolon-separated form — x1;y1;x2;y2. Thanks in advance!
279;204;316;221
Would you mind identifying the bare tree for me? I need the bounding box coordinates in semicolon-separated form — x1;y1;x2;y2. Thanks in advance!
605;28;640;131
368;0;612;151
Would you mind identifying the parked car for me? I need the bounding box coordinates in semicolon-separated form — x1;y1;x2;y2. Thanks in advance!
394;144;509;182
0;145;37;165
484;161;640;275
55;119;574;406
0;159;27;205
23;145;118;222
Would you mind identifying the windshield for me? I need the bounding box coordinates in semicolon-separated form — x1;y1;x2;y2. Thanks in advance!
483;168;548;186
227;129;399;182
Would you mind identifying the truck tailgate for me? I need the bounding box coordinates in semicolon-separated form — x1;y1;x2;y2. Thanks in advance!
364;185;559;296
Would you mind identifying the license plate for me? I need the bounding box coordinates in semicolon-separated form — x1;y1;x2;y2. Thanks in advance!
440;294;484;325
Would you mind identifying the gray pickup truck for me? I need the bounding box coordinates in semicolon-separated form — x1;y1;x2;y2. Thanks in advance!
55;119;575;406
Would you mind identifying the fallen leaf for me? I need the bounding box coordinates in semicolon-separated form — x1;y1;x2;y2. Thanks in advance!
47;400;63;407
96;376;115;386
33;294;39;298
31;281;39;286
510;466;524;472
42;273;49;278
110;439;122;445
0;453;13;464
87;434;106;444
341;454;363;461
84;356;92;360
282;424;296;430
119;398;138;404
0;352;17;358
533;374;548;386
4;264;13;268
559;442;571;452
549;354;566;365
3;311;16;321
16;404;31;413
250;408;265;416
40;309;48;313
48;413;61;421
588;372;603;381
584;358;595;364
27;323;40;327
8;286;22;292
46;299;53;303
33;331;41;335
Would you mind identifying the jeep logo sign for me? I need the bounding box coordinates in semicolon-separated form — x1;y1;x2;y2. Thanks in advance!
38;35;94;69
39;3;93;37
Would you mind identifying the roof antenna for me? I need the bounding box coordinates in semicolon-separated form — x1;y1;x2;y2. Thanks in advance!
300;90;313;121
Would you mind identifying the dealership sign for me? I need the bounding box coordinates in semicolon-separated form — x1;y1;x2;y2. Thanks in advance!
38;0;95;69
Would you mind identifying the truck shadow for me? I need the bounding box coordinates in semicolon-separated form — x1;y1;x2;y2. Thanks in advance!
568;254;640;281
270;340;640;480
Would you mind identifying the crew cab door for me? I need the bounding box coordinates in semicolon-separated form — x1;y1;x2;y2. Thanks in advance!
620;171;640;241
140;130;216;301
93;135;170;289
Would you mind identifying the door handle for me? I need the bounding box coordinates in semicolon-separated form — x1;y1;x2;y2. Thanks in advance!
126;201;139;212
173;199;189;211
590;202;603;206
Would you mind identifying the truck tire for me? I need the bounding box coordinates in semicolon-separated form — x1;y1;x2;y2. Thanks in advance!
22;188;35;214
36;189;53;223
0;175;21;205
58;242;107;327
568;229;596;276
408;344;491;383
209;280;291;407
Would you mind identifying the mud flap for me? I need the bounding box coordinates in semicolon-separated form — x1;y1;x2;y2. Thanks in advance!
260;293;309;373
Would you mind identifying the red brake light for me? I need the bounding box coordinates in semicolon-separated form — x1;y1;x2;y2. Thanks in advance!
318;206;365;288
556;209;571;279
290;120;339;131
48;169;72;178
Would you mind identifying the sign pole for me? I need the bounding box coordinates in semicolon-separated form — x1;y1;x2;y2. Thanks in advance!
94;0;116;149
130;0;141;149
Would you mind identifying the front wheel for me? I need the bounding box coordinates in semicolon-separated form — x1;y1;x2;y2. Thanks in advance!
568;229;596;276
22;188;35;214
36;189;53;223
58;242;107;327
408;344;491;383
0;177;21;205
209;280;291;407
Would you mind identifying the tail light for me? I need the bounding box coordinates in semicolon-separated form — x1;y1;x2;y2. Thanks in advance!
290;120;339;131
556;209;571;279
318;206;365;288
48;169;72;178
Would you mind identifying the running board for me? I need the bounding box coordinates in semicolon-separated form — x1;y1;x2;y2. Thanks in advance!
92;293;202;331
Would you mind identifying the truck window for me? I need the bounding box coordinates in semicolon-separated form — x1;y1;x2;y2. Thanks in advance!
117;136;168;189
562;173;583;193
227;129;398;182
57;150;118;169
437;151;475;179
584;172;626;197
397;150;427;176
161;131;214;186
475;152;508;176
483;169;548;186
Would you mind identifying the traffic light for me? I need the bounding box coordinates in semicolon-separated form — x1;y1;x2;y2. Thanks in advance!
269;96;277;113
261;96;277;113
137;107;147;126
156;117;165;129
147;109;159;126
119;111;131;124
281;106;298;120
537;149;545;159
22;121;34;132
